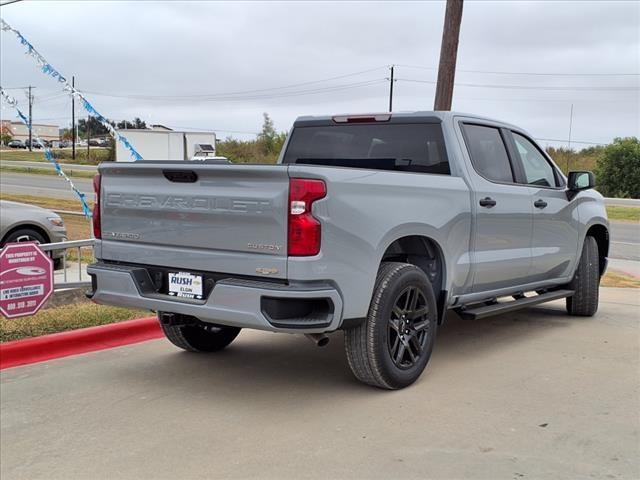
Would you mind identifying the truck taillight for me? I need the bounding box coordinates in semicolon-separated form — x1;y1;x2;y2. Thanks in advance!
92;173;101;239
288;178;326;256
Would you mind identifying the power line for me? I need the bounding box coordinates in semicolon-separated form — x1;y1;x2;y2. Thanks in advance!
83;66;388;100
398;78;639;91
396;63;640;77
0;0;25;7
454;96;632;103
165;125;260;135
35;94;69;103
535;137;606;146
84;78;387;102
86;78;386;101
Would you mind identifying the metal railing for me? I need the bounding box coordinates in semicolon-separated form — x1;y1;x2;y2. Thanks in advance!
39;239;95;290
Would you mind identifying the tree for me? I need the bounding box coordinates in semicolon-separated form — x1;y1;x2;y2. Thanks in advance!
257;112;286;156
75;117;146;139
77;117;110;138
0;123;12;145
60;128;73;141
594;137;640;199
546;145;604;175
116;118;147;130
216;113;287;164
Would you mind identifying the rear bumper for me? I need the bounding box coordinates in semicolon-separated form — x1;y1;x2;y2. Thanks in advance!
86;262;343;333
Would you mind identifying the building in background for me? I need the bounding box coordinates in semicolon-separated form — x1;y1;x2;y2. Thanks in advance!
0;120;60;142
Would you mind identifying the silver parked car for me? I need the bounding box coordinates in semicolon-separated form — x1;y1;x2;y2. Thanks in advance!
0;200;67;268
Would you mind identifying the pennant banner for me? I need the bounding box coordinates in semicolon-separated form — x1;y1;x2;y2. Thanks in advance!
1;87;93;218
1;18;143;161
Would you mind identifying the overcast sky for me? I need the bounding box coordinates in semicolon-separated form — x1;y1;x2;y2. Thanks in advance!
1;0;638;147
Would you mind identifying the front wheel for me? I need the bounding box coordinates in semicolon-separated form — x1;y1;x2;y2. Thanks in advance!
159;313;241;352
3;228;47;245
344;262;438;390
566;236;600;316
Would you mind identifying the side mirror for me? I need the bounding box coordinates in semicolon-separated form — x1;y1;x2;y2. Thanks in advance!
568;171;595;191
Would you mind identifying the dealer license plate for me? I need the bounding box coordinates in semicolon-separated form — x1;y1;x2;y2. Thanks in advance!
168;272;203;299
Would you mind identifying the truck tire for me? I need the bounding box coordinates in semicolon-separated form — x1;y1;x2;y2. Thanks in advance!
344;262;438;389
566;236;600;316
159;314;241;352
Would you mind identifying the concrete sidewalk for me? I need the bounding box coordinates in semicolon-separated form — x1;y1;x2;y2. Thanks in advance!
1;288;639;479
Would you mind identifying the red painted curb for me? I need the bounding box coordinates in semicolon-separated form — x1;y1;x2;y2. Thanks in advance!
0;317;163;370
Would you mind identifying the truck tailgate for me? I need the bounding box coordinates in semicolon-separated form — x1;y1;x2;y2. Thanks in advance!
97;162;289;279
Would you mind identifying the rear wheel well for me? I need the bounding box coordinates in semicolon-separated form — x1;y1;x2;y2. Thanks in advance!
1;224;50;246
586;224;609;275
381;235;447;323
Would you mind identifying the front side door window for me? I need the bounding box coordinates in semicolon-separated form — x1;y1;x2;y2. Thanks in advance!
512;133;558;188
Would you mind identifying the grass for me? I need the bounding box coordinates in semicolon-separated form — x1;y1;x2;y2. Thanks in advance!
59;214;93;262
601;271;640;289
0;165;96;178
0;148;110;164
606;205;640;223
0;299;149;342
0;193;94;212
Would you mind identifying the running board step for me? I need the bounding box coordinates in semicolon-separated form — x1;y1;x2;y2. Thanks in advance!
457;289;574;320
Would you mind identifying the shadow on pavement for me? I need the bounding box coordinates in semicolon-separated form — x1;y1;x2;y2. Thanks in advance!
111;301;584;401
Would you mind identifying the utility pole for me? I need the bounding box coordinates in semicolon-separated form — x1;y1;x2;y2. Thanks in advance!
434;0;464;111
27;85;33;151
388;65;395;112
71;76;76;160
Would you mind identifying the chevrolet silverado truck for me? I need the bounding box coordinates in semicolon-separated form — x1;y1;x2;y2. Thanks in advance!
87;111;609;389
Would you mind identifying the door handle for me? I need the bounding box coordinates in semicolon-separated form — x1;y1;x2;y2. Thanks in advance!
479;197;497;208
534;199;548;209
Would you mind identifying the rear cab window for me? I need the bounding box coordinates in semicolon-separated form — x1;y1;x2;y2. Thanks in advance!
461;124;514;183
282;123;450;175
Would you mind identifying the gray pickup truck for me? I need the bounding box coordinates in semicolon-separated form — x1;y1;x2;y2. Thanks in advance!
87;111;609;389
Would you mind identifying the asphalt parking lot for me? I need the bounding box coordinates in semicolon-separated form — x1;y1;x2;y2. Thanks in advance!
1;287;639;480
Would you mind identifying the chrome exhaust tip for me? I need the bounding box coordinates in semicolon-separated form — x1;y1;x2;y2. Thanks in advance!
304;333;329;347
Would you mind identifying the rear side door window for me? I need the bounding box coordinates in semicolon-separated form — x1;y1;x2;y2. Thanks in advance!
511;133;559;187
461;124;514;183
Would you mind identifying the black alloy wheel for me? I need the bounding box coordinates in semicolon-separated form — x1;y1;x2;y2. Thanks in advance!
388;286;431;370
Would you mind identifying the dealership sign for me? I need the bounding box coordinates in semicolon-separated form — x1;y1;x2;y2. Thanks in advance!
0;242;53;319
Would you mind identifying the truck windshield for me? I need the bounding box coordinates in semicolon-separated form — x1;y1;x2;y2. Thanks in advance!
282;123;450;175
